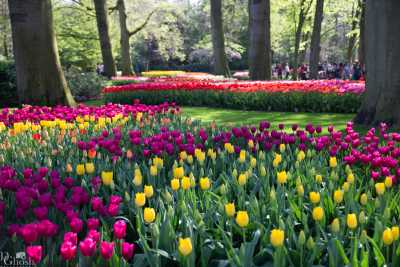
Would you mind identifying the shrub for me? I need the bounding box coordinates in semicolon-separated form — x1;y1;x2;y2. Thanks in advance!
104;90;363;113
0;60;18;108
65;68;107;101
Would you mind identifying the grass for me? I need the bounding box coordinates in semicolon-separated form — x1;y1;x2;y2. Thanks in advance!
84;99;358;132
182;106;355;131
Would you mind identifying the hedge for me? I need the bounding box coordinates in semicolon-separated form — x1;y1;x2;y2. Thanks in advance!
104;90;362;113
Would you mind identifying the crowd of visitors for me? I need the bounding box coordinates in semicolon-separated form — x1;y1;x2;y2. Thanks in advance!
273;61;365;81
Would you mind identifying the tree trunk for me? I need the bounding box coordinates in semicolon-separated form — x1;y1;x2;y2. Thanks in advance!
346;1;361;64
299;29;310;64
93;0;116;78
292;0;309;80
117;0;133;76
248;0;271;80
358;0;366;67
8;0;76;106
354;0;400;127
210;0;230;76
309;0;324;79
3;34;8;58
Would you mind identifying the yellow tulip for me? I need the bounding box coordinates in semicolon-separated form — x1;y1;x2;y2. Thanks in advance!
333;190;343;204
178;237;193;256
173;167;184;179
238;173;247;186
150;165;158;176
383;228;394;245
309;192;320;204
331;218;340;233
277;171;287;185
391;226;399;241
342;182;350;192
135;192;146;207
144;207;156;223
360;193;368;205
250;157;257;168
144;185;154;198
270;229;285;247
199;177;210;190
346;213;358;229
76;164;85;176
239;150;246;163
297;151;305;161
236;211;249;228
312;207;324;221
171;178;180;191
225;203;235;217
180;151;188;160
133;168;142;186
315;174;323;183
347;173;355;184
85;163;95;174
296;184;304;196
101;171;113;186
279;143;286;153
385;176;393;188
248;140;254;149
329;157;337;168
181;176;191;190
375;183;385;195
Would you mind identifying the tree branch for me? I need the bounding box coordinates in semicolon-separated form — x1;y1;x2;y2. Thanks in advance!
128;9;157;37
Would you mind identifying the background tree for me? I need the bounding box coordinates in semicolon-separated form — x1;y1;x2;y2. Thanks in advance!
117;0;156;75
354;0;400;126
248;0;271;80
210;0;230;76
93;0;116;77
309;0;324;79
346;0;361;63
358;0;366;67
8;0;75;106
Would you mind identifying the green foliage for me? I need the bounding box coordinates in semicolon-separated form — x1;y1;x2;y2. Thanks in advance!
0;60;18;107
65;68;107;101
105;90;362;113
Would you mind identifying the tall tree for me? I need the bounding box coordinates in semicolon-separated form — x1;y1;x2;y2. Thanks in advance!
309;0;324;79
346;0;361;63
354;0;400;126
210;0;230;76
93;0;116;78
8;0;75;106
248;0;271;80
358;0;366;67
292;0;313;80
117;0;156;76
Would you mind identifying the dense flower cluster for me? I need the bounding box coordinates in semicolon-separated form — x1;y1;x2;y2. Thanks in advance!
0;103;399;266
103;79;365;95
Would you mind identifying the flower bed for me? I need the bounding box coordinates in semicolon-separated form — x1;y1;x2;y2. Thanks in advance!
104;80;364;113
0;102;399;266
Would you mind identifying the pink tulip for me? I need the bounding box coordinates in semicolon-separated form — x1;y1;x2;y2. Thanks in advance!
100;241;114;260
121;242;136;260
79;238;97;257
26;245;42;264
60;241;77;261
113;220;126;239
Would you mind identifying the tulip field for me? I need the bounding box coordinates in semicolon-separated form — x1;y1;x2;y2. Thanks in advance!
0;102;399;266
104;78;365;113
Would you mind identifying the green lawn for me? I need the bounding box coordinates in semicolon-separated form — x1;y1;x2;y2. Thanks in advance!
182;106;354;131
85;99;356;131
